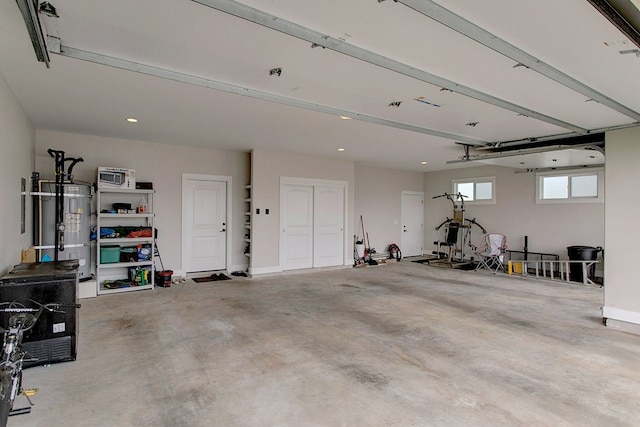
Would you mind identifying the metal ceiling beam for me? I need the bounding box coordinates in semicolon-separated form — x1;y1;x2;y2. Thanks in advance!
190;0;588;134
55;45;487;146
446;142;604;164
397;0;640;122
487;132;604;151
514;163;604;174
470;121;635;151
587;0;640;49
15;0;50;68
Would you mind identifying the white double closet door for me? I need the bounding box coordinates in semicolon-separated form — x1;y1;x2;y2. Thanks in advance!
281;180;346;270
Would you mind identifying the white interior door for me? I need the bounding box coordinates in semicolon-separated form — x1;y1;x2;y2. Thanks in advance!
282;184;314;270
313;186;345;267
402;191;424;257
183;178;227;272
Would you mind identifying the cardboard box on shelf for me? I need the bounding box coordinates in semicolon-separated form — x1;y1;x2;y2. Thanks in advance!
21;247;36;263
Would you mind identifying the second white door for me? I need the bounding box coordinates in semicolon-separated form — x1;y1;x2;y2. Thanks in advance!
313;186;345;267
401;191;424;257
281;183;345;270
282;184;314;270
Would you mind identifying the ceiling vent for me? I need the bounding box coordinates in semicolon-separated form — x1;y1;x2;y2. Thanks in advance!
414;97;442;107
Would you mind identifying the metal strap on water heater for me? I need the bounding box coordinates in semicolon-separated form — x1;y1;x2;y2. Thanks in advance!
33;243;89;250
29;192;91;198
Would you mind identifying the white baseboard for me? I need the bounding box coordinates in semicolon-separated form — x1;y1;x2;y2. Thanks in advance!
602;306;640;330
248;264;352;277
79;280;97;299
168;269;186;279
248;265;283;276
605;319;640;335
229;264;248;274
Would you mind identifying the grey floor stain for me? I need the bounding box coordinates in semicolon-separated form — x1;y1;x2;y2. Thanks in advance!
338;364;389;389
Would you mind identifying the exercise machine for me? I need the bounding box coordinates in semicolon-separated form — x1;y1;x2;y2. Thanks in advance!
430;193;486;267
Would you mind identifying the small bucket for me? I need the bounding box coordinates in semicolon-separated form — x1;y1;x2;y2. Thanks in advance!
156;270;173;287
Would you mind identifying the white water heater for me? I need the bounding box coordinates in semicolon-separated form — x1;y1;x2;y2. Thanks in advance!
37;181;93;280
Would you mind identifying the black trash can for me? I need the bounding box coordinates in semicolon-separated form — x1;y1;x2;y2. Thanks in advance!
567;246;602;282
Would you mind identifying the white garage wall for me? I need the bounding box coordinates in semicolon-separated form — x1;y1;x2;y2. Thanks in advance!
354;164;423;255
424;164;604;262
250;148;355;274
0;72;34;275
24;128;607;283
603;127;640;330
35;130;250;275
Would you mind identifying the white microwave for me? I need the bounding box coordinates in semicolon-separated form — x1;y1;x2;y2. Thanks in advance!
97;167;136;189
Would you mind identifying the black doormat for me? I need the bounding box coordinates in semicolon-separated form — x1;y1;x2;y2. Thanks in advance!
193;273;231;283
428;260;476;270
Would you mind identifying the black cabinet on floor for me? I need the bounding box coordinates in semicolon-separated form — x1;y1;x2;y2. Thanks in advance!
0;261;79;368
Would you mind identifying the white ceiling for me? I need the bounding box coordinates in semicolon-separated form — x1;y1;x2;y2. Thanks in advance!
1;0;638;171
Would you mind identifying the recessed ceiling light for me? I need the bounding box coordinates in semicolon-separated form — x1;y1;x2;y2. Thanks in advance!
421;161;428;165
339;116;352;120
337;148;345;152
126;117;138;123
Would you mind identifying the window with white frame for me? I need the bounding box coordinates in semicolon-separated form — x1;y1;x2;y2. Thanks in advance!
536;169;603;203
452;176;496;204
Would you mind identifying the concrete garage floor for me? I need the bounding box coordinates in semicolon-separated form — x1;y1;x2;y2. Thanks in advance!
14;260;640;426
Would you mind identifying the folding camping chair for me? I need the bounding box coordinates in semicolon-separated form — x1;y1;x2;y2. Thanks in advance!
472;233;507;273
